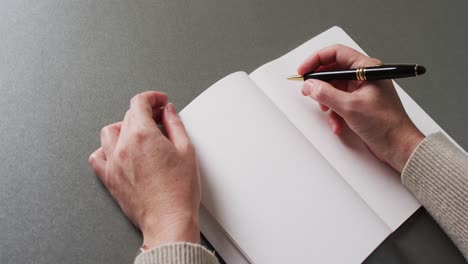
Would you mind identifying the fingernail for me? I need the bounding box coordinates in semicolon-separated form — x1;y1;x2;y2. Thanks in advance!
302;80;315;96
167;103;176;113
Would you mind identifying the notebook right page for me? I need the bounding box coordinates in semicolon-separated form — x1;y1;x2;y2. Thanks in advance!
250;26;443;231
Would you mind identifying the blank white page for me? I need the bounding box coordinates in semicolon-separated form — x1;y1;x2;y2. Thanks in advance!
199;205;250;264
249;26;442;230
180;72;390;263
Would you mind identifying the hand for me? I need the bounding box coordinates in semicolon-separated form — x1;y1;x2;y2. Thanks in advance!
298;44;425;172
89;91;200;248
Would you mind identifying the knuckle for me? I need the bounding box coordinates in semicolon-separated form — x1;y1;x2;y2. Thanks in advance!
88;153;97;166
130;94;142;105
100;126;108;137
115;147;128;161
133;127;151;143
100;123;115;137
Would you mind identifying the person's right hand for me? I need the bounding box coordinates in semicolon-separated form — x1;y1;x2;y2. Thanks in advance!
298;44;425;173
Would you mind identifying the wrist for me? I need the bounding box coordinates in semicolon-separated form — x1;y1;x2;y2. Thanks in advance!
140;212;200;249
387;119;425;173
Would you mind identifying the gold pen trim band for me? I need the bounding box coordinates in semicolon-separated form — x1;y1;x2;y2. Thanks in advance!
356;67;366;81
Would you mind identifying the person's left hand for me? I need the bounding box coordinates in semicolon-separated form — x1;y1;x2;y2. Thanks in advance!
89;91;201;248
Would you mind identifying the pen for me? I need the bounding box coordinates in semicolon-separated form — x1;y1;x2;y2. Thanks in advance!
287;64;426;82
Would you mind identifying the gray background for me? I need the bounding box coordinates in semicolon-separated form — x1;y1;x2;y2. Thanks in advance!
0;1;466;263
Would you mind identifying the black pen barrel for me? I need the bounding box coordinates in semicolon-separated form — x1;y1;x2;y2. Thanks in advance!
364;64;420;80
302;64;425;81
304;70;356;81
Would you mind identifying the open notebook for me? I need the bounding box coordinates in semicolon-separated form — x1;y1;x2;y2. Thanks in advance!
179;26;444;263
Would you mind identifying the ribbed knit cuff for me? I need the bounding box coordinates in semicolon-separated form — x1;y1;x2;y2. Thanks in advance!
134;242;219;264
402;132;468;259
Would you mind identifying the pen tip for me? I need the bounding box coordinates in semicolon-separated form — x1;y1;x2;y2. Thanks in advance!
287;74;303;81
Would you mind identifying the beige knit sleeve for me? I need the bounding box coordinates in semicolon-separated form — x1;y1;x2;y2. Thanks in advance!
402;132;468;259
134;242;219;264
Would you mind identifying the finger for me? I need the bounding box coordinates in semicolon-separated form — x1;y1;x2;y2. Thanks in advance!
162;103;192;152
118;110;132;139
100;122;122;158
314;63;338;73
129;91;168;128
89;147;106;179
302;79;351;115
297;44;382;75
301;81;344;108
327;111;343;135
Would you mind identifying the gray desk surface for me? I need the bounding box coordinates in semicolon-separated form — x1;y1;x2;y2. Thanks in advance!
1;1;467;263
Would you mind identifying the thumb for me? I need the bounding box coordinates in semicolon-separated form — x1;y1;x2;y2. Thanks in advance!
302;79;350;115
162;103;192;152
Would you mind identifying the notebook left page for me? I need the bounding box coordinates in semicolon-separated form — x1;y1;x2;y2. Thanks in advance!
180;72;390;263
